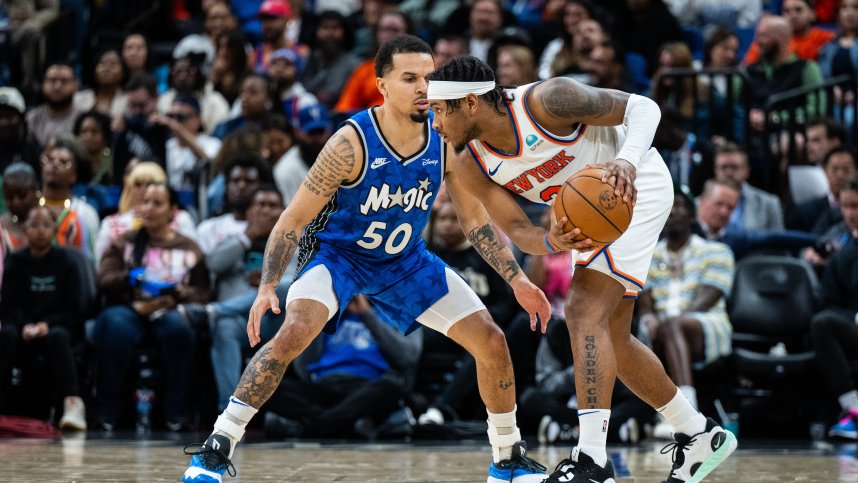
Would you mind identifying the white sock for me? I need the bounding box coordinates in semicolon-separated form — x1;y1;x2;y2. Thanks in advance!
839;390;858;412
576;409;610;467
487;406;521;463
213;396;258;457
657;388;705;436
679;385;698;409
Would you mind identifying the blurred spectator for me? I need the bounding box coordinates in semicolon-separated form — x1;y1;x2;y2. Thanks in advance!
806;175;858;269
538;0;594;79
252;0;293;71
704;27;739;70
0;206;87;430
746;15;824;133
264;115;304;204
664;0;761;29
113;74;171;182
73;111;114;186
157;56;230;136
213;73;274;139
0;87;41;176
334;10;412;115
349;0;399;58
6;0;59;93
806;117;846;165
467;0;505;63
653;107;715;195
122;33;150;80
612;0;683;77
206;126;269;216
158;96;222;191
651;42;699;119
433;34;469;70
265;295;422;439
399;0;460;39
94;161;197;263
174;1;239;73
714;142;784;231
817;0;858;110
0;163;40;249
206;185;286;409
197;154;269;255
303;10;361;108
210;30;251;105
93;184;209;431
293;104;334;170
495;45;538;86
810;193;858;439
586;40;638;93
73;49;128;119
26;63;82;146
789;148;857;234
524;208;573;318
744;0;833;65
268;48;319;128
639;186;734;416
39;136;99;260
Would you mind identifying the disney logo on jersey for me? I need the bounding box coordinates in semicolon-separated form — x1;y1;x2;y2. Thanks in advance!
503;149;575;194
421;158;439;167
359;177;434;215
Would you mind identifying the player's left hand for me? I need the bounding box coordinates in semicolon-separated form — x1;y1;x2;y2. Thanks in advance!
510;275;551;334
590;159;637;206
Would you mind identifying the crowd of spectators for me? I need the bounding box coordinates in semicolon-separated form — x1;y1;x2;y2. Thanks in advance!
0;0;857;444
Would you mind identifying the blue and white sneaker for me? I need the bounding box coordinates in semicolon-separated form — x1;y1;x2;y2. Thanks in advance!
487;441;548;483
829;409;858;440
182;434;236;482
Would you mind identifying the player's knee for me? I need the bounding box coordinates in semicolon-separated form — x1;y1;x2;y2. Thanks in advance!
271;319;316;355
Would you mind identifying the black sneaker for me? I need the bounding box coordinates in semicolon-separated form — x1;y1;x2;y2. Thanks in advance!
182;433;236;482
660;417;737;483
487;441;548;483
545;448;616;482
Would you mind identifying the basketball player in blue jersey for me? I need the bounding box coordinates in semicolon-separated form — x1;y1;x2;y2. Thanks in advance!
428;57;737;483
184;36;551;483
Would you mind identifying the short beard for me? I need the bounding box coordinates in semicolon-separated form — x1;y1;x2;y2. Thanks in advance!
453;123;481;153
47;95;74;111
410;111;429;123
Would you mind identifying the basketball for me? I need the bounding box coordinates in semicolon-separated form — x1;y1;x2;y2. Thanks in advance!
553;167;633;246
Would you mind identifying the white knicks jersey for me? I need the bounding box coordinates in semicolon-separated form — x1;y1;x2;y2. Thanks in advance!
465;82;628;205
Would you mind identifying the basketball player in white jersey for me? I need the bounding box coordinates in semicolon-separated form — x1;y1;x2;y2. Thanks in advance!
428;57;737;483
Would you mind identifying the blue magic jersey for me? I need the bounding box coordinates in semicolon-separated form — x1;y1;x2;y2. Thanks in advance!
296;108;445;271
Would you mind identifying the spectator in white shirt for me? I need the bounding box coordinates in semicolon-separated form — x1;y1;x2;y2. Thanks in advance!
156;96;222;192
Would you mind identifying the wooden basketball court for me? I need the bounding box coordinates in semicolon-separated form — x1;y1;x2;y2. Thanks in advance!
1;434;856;481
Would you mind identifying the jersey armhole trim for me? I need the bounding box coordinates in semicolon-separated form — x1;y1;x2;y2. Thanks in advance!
341;120;367;189
522;82;588;145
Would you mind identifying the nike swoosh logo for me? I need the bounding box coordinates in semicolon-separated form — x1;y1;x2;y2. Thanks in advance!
578;410;600;416
488;161;503;176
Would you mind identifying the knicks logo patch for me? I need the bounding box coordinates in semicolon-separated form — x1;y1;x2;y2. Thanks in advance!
599;189;617;210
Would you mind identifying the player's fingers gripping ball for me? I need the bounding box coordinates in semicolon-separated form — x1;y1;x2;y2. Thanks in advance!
554;167;633;246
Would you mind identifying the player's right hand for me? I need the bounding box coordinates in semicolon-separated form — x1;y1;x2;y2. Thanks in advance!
247;286;280;347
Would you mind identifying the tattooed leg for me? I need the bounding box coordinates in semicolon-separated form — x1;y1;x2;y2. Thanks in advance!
446;310;516;413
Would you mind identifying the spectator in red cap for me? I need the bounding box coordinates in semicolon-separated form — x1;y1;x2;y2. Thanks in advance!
253;0;293;71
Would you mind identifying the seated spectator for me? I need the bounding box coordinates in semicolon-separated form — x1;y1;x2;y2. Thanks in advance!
264;115;305;205
805;117;845;166
433;34;470;70
746;15;824;133
464;0;505;63
334;10;412;116
251;0;294;72
6;0;59;93
39;136;100;261
0;87;40;176
810;180;858;440
293;103;334;172
744;0;833;64
0;163;40;249
714;142;784;232
789;148;857;234
264;296;423;439
113;74;171;183
210;30;251;107
94;161;197;263
93;184;209;431
25;63;82;147
0;206;87;430
213;74;274;139
652;42;703;120
73;111;114;186
495;45;538;86
653;107;715;195
702;27;739;96
665;0;761;29
157;56;230;136
639;186;734;418
174;1;238;75
816;0;858;109
158;96;222;192
73;49;128;119
805;175;858;269
585;40;639;93
205;127;268;217
122;33;150;80
204;185;291;409
267;48;319;129
538;0;594;80
302;10;361;108
612;0;683;77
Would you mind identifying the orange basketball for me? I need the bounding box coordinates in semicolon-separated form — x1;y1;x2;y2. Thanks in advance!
553;167;633;246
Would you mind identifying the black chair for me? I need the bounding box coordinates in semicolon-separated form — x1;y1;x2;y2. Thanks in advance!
724;255;823;438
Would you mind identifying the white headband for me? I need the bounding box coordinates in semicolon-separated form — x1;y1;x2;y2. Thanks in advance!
427;80;496;100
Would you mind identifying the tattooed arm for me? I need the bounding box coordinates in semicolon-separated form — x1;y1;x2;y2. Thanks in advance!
531;77;630;128
246;126;362;346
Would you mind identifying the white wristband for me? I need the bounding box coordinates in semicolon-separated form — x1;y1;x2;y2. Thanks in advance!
616;94;661;169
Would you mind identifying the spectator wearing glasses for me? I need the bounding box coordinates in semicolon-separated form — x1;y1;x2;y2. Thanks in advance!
156;96;222;192
113;74;172;183
156;56;230;136
26;63;82;147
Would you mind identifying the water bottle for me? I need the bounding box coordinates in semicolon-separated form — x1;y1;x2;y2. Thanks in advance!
135;387;154;433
